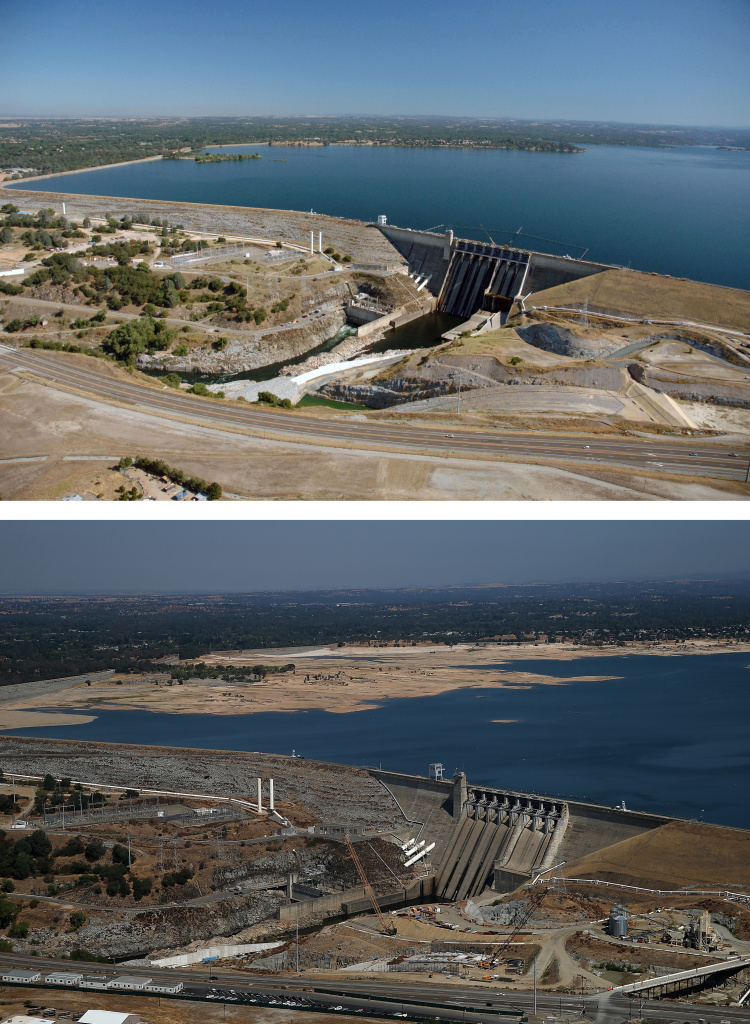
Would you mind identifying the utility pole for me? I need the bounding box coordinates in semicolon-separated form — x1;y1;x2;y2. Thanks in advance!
533;955;537;1016
457;372;462;413
127;833;132;870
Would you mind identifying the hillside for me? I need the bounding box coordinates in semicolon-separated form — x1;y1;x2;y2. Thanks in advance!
561;820;750;890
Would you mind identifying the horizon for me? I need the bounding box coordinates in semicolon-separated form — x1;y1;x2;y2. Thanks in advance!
3;114;749;131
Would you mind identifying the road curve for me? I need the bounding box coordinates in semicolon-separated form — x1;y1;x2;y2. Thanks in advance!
1;346;747;482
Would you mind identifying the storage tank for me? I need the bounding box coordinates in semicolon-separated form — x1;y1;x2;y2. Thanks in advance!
608;904;628;937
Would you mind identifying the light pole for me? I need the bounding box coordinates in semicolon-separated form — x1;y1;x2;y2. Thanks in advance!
534;955;537;1016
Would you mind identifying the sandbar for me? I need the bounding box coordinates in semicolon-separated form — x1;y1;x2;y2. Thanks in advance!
0;710;97;730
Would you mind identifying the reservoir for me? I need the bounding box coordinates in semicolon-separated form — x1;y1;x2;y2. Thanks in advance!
11;144;750;291
8;651;750;829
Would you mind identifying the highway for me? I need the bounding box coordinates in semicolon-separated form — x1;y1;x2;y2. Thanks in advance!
0;347;747;481
2;954;749;1024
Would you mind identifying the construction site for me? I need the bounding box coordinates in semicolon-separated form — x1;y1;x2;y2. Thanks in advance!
1;735;749;1009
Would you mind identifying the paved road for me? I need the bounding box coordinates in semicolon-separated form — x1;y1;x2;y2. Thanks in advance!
0;347;747;481
2;954;749;1024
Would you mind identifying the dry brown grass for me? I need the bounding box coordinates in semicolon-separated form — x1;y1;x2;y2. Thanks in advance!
561;820;750;890
525;269;750;332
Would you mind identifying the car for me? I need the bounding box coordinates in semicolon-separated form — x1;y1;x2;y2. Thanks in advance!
582;445;590;449
445;433;454;438
688;452;698;456
728;452;738;457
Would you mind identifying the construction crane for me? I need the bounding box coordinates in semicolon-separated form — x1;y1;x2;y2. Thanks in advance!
344;833;396;935
494;886;548;961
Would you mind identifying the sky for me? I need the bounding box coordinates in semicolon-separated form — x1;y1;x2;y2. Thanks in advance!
2;0;749;126
0;521;747;593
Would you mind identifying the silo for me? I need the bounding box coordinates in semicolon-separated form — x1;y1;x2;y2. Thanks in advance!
608;904;629;937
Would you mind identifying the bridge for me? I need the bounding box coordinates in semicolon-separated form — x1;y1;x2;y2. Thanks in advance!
613;955;750;999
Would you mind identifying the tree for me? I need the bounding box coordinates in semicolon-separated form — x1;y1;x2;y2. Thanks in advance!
2;879;14;893
43;773;56;790
132;876;153;901
69;910;86;930
119;457;132;468
0;895;18;927
8;919;29;938
83;217;91;228
84;840;105;863
29;830;52;857
206;482;222;501
112;844;133;866
0;227;12;244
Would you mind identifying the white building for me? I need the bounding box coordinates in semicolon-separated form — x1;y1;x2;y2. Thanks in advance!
1;972;41;984
78;1013;140;1024
107;977;151;992
144;981;183;995
80;977;116;990
45;973;83;987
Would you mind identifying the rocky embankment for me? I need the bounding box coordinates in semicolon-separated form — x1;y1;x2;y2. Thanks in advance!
9;893;282;961
0;736;406;830
138;309;347;375
515;323;622;359
320;377;458;409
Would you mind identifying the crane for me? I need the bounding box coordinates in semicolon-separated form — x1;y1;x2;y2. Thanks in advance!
494;886;548;961
344;833;396;935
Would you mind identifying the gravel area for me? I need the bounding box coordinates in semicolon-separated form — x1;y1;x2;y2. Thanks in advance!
0;735;407;830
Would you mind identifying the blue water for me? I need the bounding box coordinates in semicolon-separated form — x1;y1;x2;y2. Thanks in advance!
11;144;750;290
9;652;750;827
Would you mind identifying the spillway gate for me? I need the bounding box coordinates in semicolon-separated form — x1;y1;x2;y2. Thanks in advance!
438;242;530;319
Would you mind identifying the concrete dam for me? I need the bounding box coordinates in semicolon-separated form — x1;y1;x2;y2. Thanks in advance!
373;769;671;900
380;224;610;322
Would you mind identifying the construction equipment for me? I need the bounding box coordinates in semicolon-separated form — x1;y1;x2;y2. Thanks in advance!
494;887;548;960
344;833;396;935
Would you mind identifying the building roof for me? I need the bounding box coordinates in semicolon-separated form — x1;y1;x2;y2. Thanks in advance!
1;972;41;981
79;1013;140;1024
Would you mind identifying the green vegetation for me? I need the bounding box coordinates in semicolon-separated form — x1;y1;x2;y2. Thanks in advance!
102;317;176;365
162;867;193;887
193;152;262;163
70;948;109;963
132;876;153;901
132;455;222;500
170;661;295;681
256;390;292;408
69;910;86;931
297;394;368;411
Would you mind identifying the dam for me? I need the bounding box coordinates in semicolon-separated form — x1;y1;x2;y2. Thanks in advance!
379;223;612;322
372;768;671;900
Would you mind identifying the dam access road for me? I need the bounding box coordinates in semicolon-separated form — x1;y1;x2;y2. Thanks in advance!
0;346;746;487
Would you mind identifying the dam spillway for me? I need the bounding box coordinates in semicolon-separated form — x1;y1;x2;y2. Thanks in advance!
438;241;530;318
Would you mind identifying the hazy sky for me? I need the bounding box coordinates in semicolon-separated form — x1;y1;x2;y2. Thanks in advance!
0;521;747;593
3;0;749;126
